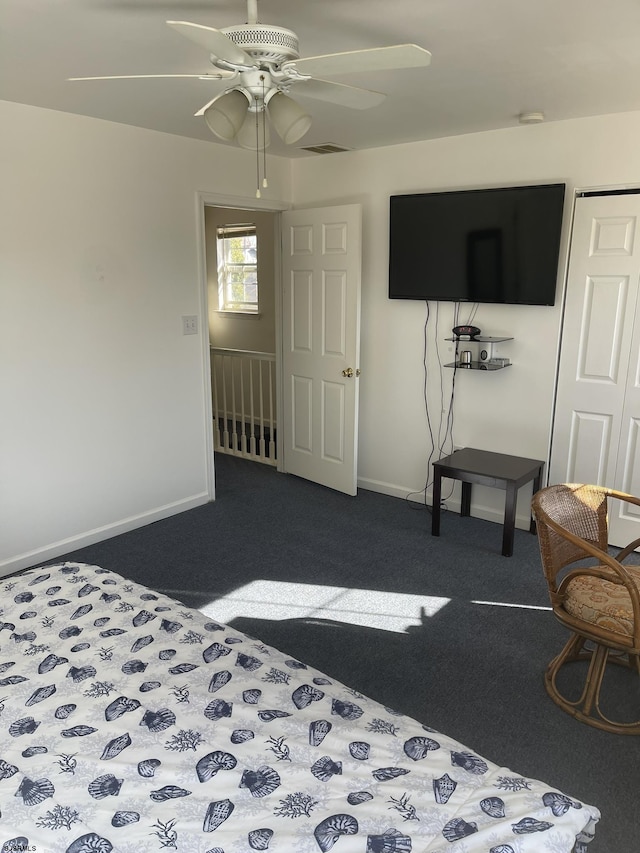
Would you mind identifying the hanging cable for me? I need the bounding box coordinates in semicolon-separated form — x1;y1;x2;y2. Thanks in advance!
405;300;436;511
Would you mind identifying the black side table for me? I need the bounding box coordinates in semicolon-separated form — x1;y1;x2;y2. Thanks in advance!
431;448;545;556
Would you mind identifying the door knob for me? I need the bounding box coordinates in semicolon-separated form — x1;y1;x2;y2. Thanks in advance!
342;367;354;378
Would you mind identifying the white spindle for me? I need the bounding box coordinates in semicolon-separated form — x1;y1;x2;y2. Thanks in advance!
212;355;222;450
221;355;230;450
258;359;266;459
268;359;275;459
230;358;238;452
249;359;257;456
239;356;247;455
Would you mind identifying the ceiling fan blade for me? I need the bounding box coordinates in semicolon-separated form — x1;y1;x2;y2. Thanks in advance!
68;73;234;81
194;93;230;117
166;20;252;66
295;78;385;110
284;44;431;78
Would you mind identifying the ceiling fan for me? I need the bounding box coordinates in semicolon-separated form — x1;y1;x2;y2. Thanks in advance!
70;0;432;151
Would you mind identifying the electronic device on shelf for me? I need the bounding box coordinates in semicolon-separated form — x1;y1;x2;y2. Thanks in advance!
452;325;481;339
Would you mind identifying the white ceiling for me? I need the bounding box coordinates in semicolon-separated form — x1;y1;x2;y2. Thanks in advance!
3;0;640;158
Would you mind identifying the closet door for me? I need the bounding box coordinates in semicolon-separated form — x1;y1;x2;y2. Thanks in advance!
550;191;640;546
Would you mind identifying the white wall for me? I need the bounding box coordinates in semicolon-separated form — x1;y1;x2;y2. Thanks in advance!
291;111;640;525
5;101;640;574
0;100;292;575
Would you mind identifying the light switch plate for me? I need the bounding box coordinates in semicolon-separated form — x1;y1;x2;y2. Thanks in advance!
182;315;198;335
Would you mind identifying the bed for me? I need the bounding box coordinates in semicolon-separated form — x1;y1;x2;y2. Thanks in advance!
0;562;599;853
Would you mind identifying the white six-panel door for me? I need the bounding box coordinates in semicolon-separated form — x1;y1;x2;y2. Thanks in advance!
550;191;640;546
281;204;362;496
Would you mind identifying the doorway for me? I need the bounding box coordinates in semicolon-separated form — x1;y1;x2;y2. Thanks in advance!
196;194;363;500
205;204;280;468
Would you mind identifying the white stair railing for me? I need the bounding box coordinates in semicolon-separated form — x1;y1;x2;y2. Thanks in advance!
210;347;277;465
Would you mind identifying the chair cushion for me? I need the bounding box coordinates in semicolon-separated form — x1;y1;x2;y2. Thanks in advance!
563;565;640;637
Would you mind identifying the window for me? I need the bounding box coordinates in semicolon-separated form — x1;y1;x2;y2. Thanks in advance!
216;223;258;313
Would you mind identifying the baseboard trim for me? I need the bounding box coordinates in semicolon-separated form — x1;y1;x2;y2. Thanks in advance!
356;476;533;529
357;476;421;501
0;493;211;578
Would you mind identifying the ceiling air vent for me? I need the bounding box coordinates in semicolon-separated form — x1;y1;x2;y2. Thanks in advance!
299;143;352;154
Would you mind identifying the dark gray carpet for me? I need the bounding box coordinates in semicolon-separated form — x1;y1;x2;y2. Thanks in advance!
47;452;640;851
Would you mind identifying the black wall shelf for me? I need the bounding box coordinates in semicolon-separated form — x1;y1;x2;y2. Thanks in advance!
445;336;513;370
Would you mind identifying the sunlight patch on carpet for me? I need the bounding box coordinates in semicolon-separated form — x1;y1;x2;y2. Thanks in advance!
197;580;451;633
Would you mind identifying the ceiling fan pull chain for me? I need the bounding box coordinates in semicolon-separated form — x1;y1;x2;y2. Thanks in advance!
255;102;261;198
262;75;268;190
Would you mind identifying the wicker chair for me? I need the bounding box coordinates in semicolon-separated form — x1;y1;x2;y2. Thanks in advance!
531;483;640;734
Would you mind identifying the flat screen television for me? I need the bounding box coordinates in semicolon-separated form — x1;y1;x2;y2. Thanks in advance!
388;182;566;305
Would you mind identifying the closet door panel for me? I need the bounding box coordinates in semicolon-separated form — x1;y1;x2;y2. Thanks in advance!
551;193;640;546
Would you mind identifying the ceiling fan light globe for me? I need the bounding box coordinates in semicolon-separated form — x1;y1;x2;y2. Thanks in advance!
203;89;249;140
236;111;271;150
268;92;312;144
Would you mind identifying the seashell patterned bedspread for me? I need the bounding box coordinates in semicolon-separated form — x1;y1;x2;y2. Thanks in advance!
0;563;599;853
